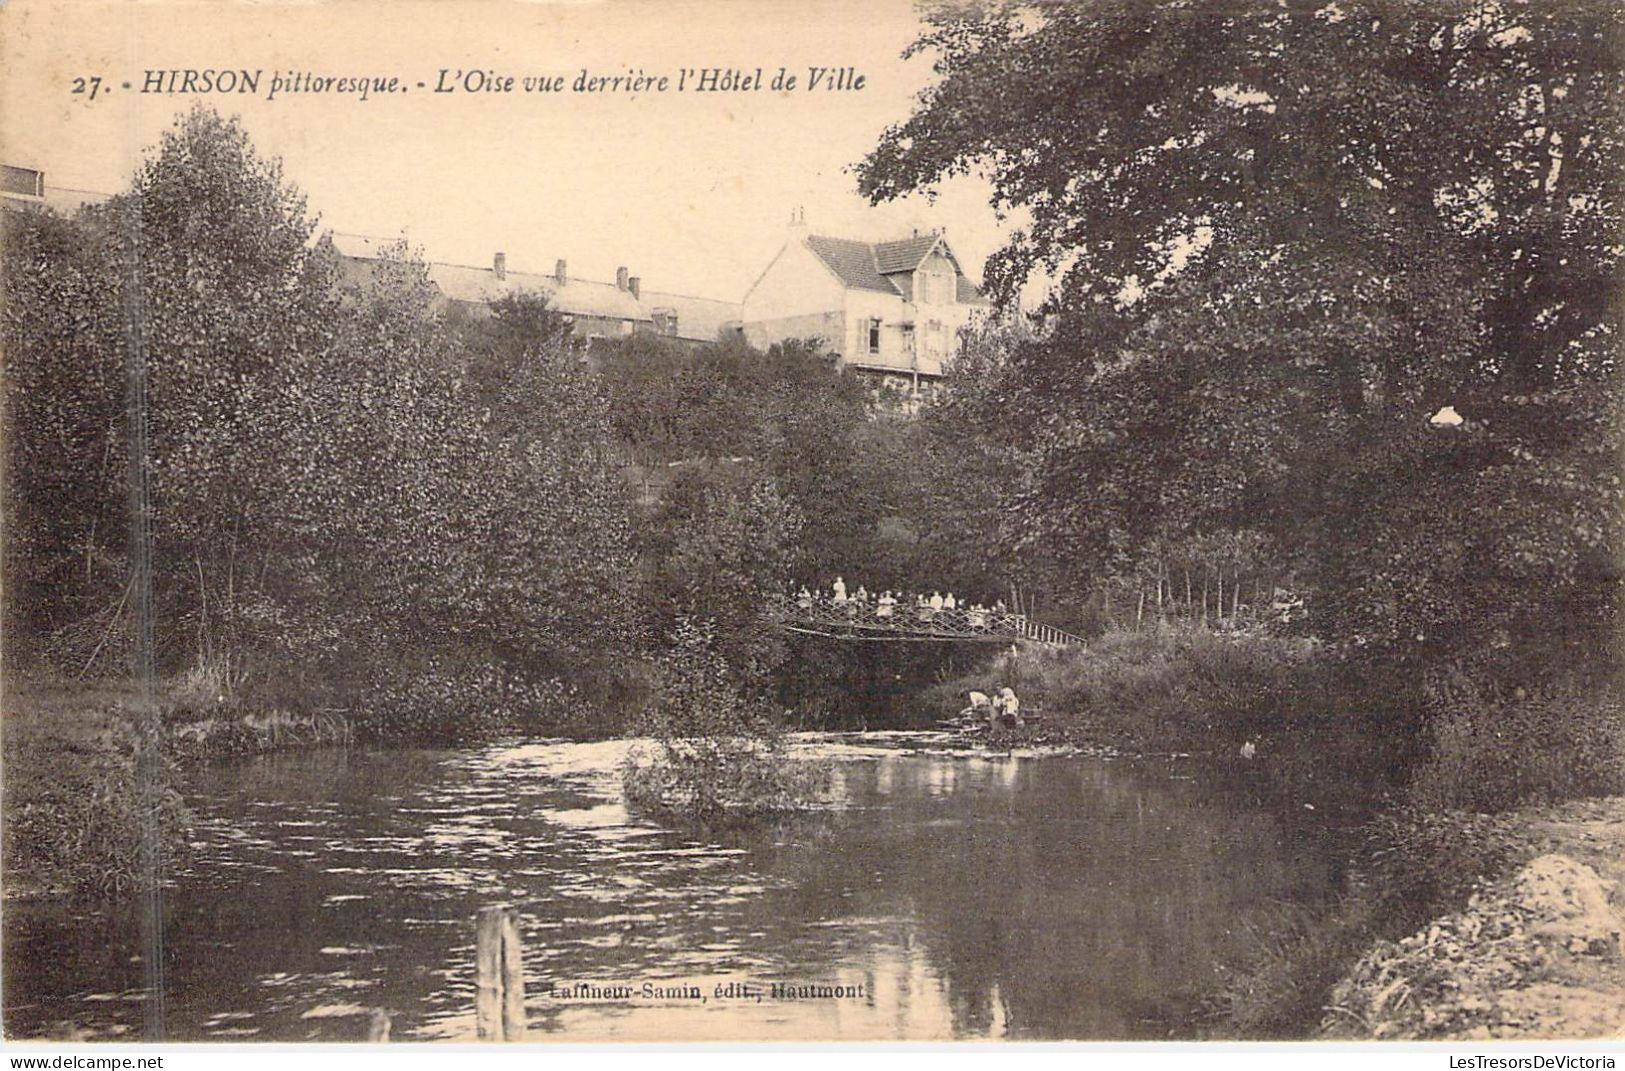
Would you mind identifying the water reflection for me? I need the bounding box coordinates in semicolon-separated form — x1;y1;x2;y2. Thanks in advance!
3;736;1344;1041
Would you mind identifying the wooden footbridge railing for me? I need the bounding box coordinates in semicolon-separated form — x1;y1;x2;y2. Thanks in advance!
769;595;1085;648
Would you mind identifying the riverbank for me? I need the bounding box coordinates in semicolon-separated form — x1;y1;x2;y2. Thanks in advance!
1;678;352;898
1323;796;1625;1040
1205;796;1625;1040
920;623;1333;750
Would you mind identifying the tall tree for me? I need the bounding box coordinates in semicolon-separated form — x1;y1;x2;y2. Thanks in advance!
859;0;1624;681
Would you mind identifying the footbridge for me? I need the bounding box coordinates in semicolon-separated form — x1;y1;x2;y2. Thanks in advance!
769;596;1085;648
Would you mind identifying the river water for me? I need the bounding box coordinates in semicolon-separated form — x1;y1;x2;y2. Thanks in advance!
4;734;1359;1041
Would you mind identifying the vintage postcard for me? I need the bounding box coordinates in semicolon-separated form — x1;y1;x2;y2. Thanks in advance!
2;0;1622;1052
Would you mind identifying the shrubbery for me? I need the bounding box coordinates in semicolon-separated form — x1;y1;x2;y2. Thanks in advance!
354;661;578;746
1408;685;1625;814
924;623;1317;747
1206;804;1540;1038
4;720;192;897
621;620;828;826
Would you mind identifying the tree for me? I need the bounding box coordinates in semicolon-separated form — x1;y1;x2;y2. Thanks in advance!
1;205;126;664
107;105;339;671
859;1;1623;684
638;462;801;685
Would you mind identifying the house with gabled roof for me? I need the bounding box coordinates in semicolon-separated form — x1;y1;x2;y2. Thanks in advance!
741;211;992;395
317;232;741;350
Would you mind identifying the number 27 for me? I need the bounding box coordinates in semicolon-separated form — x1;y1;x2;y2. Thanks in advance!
71;76;104;100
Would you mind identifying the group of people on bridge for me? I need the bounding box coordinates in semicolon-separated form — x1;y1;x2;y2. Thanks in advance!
793;577;1020;633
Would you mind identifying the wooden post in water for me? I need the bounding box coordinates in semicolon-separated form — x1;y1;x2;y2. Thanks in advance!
475;905;527;1041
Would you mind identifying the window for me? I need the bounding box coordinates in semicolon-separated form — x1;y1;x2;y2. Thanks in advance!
868;318;881;354
918;269;952;305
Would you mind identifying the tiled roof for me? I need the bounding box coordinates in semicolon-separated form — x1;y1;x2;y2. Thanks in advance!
428;262;648;322
804;236;902;295
322;232;741;337
873;235;941;274
640;289;741;343
957;276;992;306
804;232;988;304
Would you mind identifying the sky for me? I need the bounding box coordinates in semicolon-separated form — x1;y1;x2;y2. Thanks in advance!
1;0;1008;303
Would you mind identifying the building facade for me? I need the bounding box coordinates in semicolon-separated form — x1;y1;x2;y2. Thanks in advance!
319;232;741;350
741;216;992;397
1;164;111;214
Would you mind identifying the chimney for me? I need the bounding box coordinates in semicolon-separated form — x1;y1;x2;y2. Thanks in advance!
554;259;567;285
627;276;641;300
616;266;629;292
788;205;809;237
493;252;507;281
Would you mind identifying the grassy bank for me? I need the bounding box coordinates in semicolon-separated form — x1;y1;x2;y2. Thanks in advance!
1202;681;1624;1038
921;623;1334;751
923;624;1625;1038
1;677;354;899
1207;796;1625;1039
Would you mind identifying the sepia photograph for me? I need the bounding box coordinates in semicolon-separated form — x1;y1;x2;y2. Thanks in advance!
1;0;1622;1050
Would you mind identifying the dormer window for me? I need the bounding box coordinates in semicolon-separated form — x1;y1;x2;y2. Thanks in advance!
918;269;953;305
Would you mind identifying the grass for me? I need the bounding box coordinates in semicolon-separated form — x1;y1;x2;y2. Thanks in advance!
922;622;1325;751
2;683;192;898
1;672;351;899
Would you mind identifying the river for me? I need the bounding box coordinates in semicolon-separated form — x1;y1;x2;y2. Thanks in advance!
3;733;1362;1041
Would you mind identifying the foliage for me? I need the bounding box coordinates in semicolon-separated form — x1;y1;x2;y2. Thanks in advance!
1207;804;1537;1038
3;108;643;743
622;619;827;825
0;207;128;666
637;464;801;682
859;1;1624;703
3;719;192;897
355;659;576;746
933;624;1315;746
1407;679;1625;813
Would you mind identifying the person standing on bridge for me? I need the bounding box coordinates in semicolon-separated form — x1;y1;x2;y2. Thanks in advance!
877;591;897;619
832;576;847;603
943;592;957;611
930;591;944;613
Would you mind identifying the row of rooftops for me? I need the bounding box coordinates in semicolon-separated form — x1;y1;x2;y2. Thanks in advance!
4;163;989;346
318;231;743;345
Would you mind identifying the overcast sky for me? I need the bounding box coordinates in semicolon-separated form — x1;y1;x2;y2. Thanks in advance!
2;0;1007;302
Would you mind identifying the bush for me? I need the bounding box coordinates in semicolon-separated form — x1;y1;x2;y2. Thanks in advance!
622;618;829;826
928;623;1316;747
4;719;193;897
622;734;829;827
1205;899;1377;1039
353;660;576;746
1408;686;1625;813
1205;805;1539;1038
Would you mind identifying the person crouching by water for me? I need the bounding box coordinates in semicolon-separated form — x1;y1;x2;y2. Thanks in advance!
993;687;1022;730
